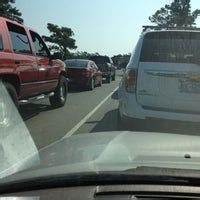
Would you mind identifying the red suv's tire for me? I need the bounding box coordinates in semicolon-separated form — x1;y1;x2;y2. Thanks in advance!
49;76;68;108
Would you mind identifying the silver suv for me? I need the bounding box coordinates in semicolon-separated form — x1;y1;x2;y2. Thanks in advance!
119;29;200;126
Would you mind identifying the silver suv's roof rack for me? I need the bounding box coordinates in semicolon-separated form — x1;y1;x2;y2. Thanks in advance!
142;25;200;32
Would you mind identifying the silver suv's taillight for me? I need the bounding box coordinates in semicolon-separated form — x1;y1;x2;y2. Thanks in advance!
124;68;137;93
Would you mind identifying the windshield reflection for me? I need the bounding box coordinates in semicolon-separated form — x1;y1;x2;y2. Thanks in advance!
0;81;39;179
0;198;39;200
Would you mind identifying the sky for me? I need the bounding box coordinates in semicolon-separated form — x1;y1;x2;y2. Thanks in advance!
15;0;200;56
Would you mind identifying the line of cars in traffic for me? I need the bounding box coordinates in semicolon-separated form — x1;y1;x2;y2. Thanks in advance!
118;26;200;128
0;16;117;127
64;56;116;91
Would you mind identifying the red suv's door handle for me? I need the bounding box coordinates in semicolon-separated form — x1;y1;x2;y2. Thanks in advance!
15;61;20;64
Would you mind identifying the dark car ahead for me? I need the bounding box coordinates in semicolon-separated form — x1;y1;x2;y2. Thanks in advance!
90;56;116;83
64;59;102;90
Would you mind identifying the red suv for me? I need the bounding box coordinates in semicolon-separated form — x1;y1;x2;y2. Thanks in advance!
64;59;102;90
0;17;68;108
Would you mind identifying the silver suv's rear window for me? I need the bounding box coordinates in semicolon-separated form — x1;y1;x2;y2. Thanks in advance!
140;31;200;64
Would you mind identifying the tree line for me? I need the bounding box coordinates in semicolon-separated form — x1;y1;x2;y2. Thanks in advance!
1;0;200;61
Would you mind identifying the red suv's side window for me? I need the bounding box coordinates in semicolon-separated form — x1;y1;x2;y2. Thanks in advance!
30;31;50;57
6;22;32;55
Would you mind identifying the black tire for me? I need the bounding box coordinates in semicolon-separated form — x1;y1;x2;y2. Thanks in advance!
49;76;68;108
112;73;116;81
87;78;94;90
117;109;126;130
117;109;141;131
106;75;111;83
97;78;102;87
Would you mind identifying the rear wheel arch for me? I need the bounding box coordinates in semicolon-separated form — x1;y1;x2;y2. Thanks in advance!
59;71;68;84
0;74;21;96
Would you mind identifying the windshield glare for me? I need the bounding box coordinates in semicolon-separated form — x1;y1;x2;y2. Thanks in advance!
2;0;200;185
0;81;39;179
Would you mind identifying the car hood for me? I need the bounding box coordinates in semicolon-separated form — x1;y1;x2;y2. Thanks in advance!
2;131;200;183
39;131;200;169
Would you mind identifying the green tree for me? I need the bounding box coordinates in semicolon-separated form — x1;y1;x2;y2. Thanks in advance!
43;23;77;60
0;0;23;23
71;51;100;59
112;53;131;67
149;0;200;27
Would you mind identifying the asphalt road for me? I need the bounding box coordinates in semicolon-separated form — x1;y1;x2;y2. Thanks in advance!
19;69;200;150
19;70;123;149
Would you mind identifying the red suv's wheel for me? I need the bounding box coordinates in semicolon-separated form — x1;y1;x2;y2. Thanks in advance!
49;76;68;108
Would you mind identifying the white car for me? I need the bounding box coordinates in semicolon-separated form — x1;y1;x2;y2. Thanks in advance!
119;29;200;125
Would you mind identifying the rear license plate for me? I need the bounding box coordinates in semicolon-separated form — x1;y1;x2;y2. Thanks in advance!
180;80;200;94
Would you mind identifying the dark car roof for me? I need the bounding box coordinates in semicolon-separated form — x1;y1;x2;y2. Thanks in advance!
64;59;91;63
90;56;110;58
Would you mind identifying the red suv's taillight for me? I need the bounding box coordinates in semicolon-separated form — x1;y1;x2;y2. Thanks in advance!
81;69;90;77
124;68;137;93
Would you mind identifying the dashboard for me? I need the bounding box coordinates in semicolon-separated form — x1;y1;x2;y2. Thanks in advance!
1;184;200;199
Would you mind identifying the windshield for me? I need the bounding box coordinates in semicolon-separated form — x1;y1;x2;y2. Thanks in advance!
2;0;200;188
0;82;39;179
64;60;88;68
140;32;200;63
90;56;111;64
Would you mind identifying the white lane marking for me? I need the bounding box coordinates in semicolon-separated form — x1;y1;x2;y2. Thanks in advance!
63;86;119;138
36;86;119;153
